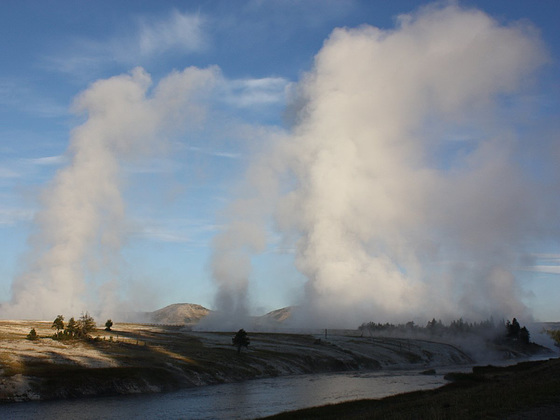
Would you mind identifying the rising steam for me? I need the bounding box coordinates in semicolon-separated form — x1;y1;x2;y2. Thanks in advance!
4;4;556;329
212;4;556;328
3;66;217;320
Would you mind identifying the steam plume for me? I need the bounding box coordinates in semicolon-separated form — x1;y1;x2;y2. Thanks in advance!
216;4;555;327
4;66;217;320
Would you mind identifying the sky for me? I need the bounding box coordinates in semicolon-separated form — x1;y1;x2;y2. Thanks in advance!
1;0;559;324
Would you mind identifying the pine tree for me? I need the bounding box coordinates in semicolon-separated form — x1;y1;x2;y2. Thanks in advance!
52;315;65;331
232;329;250;354
66;317;78;338
76;313;96;338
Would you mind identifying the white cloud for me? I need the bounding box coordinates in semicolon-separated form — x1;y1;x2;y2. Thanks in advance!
209;3;552;326
4;66;219;319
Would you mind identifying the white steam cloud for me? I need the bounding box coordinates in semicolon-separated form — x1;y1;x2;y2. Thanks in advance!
4;3;556;330
212;4;556;327
3;66;218;320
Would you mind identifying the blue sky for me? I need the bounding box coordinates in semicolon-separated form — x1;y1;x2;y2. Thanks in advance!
1;0;560;322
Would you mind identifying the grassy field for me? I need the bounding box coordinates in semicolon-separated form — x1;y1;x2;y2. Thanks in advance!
263;358;560;419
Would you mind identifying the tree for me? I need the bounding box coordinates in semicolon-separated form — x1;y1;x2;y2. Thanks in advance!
27;328;39;340
52;315;65;331
66;317;78;338
76;312;96;338
507;318;521;338
232;329;250;354
519;326;530;344
105;319;113;331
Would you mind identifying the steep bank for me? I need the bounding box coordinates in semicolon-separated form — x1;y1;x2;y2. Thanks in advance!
0;321;476;402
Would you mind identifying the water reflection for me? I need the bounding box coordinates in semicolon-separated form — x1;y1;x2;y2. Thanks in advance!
0;369;451;420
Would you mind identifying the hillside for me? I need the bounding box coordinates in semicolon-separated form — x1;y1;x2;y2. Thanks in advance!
146;303;294;329
148;303;211;325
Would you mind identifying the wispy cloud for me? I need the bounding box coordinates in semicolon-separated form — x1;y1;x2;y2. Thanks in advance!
136;10;207;57
187;146;242;160
136;226;191;243
518;254;560;275
529;266;560;275
0;155;66;180
221;77;289;108
43;10;207;76
0;207;34;226
130;217;219;244
123;158;181;174
0;78;68;118
24;155;67;166
0;167;19;179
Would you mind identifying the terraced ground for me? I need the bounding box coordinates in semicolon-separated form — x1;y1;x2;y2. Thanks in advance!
0;320;474;402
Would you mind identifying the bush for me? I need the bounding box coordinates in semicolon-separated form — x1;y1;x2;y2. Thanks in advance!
26;328;39;341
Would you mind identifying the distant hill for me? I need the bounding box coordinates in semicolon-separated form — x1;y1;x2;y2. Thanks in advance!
259;306;293;323
149;303;211;325
254;306;294;329
147;303;295;328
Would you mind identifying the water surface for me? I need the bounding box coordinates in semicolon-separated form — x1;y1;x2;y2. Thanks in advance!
0;369;452;419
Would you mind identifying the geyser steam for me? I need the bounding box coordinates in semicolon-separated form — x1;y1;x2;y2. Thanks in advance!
214;4;555;327
4;66;217;319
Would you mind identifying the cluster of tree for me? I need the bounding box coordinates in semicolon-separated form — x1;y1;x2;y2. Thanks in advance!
505;318;530;344
359;317;531;344
51;313;97;340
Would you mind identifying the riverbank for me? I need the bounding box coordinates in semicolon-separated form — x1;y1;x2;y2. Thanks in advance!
0;321;476;402
263;357;560;419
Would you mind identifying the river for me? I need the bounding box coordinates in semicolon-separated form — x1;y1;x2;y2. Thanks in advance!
0;369;459;419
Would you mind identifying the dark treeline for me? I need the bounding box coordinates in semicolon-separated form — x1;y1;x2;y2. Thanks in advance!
358;317;532;344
